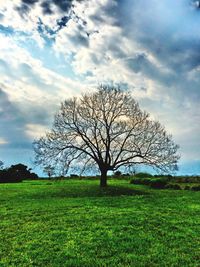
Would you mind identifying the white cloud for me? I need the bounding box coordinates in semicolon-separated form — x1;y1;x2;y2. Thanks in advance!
0;34;86;109
0;137;8;145
0;0;199;170
25;123;49;139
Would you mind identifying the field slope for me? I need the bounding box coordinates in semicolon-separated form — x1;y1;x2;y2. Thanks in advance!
0;179;200;266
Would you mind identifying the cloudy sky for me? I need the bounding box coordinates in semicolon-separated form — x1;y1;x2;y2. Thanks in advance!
0;0;199;174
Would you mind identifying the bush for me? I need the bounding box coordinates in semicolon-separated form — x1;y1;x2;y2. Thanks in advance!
114;171;122;177
134;172;153;178
122;173;130;177
28;172;38;180
130;178;169;189
149;179;168;189
172;176;200;183
0;169;23;183
130;178;152;185
191;185;200;191
154;174;173;180
165;184;182;190
70;174;79;178
184;185;191;190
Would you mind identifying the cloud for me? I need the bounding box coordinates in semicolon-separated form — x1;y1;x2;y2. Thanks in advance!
0;33;87;154
0;138;8;145
25;123;49;139
53;1;200;110
0;0;76;47
17;0;75;15
54;0;200;100
0;88;26;147
0;0;199;172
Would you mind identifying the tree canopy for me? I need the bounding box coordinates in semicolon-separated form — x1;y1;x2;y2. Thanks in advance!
0;163;38;183
34;85;180;187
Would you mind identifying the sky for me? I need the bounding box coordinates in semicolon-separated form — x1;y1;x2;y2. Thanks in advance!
0;0;200;175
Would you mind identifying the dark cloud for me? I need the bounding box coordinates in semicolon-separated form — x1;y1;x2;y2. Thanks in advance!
15;0;85;45
37;18;56;43
136;33;200;74
0;90;34;165
0;13;4;21
0;25;15;36
52;0;73;12
57;16;70;29
0;59;17;79
0;86;53;173
17;0;40;16
0;90;23;118
0;87;50;141
17;0;80;15
40;0;74;15
36;16;71;43
0;89;26;145
112;0;200;103
22;0;38;4
126;54;176;87
192;0;200;9
127;54;149;74
16;4;31;17
69;31;89;47
88;1;122;27
41;1;53;15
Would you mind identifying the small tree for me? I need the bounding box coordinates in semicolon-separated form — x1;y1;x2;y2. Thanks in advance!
34;85;180;187
43;165;55;178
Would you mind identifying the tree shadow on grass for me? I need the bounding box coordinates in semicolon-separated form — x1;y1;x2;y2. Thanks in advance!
29;184;148;200
91;185;148;197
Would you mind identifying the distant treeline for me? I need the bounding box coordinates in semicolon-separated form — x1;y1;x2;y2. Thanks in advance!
1;166;199;184
0;163;38;183
44;172;200;181
130;174;200;191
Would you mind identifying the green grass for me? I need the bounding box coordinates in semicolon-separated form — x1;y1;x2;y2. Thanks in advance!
0;179;200;267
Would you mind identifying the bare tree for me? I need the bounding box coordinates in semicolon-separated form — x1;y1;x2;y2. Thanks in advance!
34;85;180;187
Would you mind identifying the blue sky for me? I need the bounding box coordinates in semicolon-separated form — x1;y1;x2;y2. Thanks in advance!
0;0;199;175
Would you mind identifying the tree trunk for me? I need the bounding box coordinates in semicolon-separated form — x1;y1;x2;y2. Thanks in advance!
100;169;108;187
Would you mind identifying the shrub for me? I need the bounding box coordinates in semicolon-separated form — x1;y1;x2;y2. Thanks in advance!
130;178;152;185
149;179;168;189
70;174;79;178
114;171;122;177
165;184;182;190
122;173;130;177
154;174;173;179
184;185;191;190
28;172;38;180
191;185;200;191
130;178;169;189
173;176;200;183
134;172;153;178
0;169;23;183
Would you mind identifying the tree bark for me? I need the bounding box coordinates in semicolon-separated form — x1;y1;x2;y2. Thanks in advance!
100;169;108;187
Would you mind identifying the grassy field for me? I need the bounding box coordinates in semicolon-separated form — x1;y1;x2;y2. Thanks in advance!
0;179;200;267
